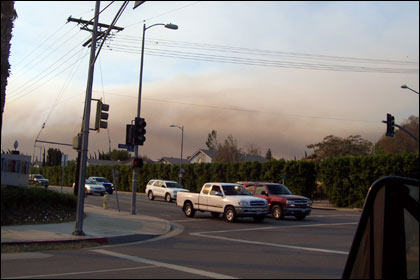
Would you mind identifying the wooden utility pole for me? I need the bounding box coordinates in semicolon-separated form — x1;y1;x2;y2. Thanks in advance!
70;1;128;236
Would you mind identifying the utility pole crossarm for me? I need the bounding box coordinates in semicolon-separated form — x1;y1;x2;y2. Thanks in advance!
67;16;124;31
35;140;73;147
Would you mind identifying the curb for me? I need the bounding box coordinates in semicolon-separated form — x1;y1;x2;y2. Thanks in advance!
1;237;108;246
1;233;160;246
312;206;337;210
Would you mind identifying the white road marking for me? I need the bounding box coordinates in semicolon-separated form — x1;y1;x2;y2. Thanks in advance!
1;252;52;261
92;249;238;279
191;222;357;255
193;222;358;235
310;214;360;218
3;266;157;279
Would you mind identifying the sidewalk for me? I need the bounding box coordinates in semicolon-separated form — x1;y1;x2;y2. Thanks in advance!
1;204;171;246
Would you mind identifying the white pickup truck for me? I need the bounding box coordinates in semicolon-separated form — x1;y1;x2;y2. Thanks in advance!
176;183;269;222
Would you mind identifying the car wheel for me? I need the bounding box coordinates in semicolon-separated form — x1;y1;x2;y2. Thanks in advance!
296;215;306;221
107;190;113;195
165;193;172;202
148;191;154;200
184;202;195;218
272;205;284;220
224;206;237;223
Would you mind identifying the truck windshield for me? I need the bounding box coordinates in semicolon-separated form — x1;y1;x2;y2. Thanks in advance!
94;178;109;183
166;182;183;189
222;185;251;196
267;184;292;195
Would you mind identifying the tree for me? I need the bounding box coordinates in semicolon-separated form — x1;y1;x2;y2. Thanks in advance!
265;148;273;160
307;135;373;160
46;148;62;166
109;149;130;161
42;147;46;167
375;115;419;154
206;130;218;151
215;134;242;163
246;144;261;156
94;149;131;161
1;1;17;135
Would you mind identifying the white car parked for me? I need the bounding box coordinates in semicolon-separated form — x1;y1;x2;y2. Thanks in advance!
145;179;189;202
72;179;105;196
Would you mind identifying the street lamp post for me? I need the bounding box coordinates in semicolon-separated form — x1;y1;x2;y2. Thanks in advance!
131;22;178;215
170;124;184;185
401;84;419;95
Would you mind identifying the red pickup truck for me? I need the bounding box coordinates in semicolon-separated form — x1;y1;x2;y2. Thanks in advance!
238;182;312;220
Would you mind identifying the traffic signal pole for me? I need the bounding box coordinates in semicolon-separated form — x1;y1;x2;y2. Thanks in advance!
73;0;100;236
382;113;419;143
393;124;419;142
131;23;146;215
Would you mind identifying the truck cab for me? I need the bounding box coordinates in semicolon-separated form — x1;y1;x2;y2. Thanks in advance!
240;181;312;220
176;183;269;222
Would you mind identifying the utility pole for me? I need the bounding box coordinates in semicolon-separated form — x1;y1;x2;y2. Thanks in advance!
70;1;128;236
72;1;100;236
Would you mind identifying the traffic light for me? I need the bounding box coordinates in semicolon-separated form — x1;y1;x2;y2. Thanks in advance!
95;99;109;132
133;157;143;168
133;117;146;145
385;113;395;137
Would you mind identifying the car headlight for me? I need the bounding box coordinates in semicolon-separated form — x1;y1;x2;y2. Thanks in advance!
286;200;295;206
238;201;249;207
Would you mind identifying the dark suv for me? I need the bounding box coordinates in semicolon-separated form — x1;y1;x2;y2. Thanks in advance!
238;182;312;220
29;174;50;188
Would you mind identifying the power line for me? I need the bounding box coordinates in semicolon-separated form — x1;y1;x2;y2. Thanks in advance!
124;1;201;28
97;90;380;124
106;45;418;74
115;35;419;66
12;22;70;71
105;36;418;74
7;44;90;103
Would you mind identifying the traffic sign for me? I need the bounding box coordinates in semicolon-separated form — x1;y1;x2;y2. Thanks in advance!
118;144;134;152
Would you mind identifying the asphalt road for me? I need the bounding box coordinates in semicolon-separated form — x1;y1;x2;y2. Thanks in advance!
1;187;361;279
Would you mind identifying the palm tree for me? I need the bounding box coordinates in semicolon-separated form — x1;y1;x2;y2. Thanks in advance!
1;1;17;135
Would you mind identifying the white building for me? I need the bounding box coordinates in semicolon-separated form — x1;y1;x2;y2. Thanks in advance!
1;153;31;187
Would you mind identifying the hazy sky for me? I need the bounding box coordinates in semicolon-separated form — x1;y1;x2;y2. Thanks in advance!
2;1;419;161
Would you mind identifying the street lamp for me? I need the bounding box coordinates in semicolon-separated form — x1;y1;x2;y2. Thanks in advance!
170;124;184;185
401;84;419;95
131;22;178;215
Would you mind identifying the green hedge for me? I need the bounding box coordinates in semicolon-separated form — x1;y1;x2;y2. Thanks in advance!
1;185;77;225
32;153;419;208
317;153;419;208
32;159;315;197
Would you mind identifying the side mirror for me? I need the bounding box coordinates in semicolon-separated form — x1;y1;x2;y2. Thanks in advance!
343;176;419;279
261;191;268;196
215;192;223;197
